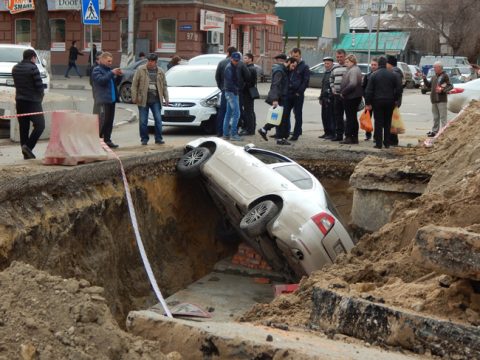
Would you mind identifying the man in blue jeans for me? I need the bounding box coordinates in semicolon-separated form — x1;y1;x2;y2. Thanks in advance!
131;53;169;145
223;52;244;141
215;46;236;137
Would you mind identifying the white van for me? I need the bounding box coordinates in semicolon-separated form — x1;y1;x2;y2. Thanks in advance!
0;44;50;93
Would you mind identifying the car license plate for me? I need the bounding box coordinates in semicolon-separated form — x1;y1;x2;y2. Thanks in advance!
164;110;189;116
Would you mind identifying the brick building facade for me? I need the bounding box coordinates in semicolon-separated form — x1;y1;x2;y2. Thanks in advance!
0;0;283;74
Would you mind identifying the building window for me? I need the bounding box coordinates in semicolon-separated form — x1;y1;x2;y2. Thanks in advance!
157;19;176;53
15;19;31;45
260;30;266;55
120;19;128;53
50;19;66;51
84;26;102;51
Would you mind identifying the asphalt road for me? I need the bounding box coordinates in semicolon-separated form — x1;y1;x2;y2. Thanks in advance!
0;87;456;165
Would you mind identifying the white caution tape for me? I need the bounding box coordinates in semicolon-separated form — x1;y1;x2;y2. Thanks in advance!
101;140;172;318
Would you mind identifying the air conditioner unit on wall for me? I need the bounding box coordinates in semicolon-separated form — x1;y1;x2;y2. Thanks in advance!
207;31;220;45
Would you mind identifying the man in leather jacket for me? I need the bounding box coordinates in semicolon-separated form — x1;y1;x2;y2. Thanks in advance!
12;49;45;159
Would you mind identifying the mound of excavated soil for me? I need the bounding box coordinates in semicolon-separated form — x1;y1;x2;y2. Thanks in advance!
243;101;480;328
0;261;182;360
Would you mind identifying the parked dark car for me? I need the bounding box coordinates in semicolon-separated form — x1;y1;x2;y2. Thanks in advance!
118;59;169;103
421;67;465;94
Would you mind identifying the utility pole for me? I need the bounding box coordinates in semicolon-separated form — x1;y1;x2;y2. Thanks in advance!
375;0;382;52
127;0;134;65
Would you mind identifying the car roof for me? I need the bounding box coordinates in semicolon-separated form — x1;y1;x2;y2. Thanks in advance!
0;44;34;49
170;64;218;71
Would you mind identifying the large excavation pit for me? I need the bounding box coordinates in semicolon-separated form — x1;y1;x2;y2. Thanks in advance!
0;145;453;359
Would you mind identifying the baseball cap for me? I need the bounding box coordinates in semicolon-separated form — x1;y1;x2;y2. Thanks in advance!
231;52;242;61
274;53;287;60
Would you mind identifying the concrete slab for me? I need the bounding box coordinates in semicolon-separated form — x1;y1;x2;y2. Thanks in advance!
126;310;422;359
153;271;278;322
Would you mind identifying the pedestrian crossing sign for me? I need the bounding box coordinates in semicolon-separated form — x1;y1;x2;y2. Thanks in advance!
81;0;100;25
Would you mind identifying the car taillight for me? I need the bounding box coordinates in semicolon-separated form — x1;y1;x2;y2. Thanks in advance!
311;212;335;236
448;88;464;94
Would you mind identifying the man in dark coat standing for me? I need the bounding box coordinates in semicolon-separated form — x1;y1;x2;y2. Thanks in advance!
215;46;237;137
319;56;335;139
12;49;45;159
285;48;310;141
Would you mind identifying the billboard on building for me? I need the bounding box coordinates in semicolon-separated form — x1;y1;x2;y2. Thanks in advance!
7;0;34;13
200;9;225;31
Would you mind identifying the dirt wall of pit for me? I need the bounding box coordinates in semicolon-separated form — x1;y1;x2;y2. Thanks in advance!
0;150;236;325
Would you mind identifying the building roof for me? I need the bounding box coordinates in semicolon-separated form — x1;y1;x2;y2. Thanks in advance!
350;13;420;31
334;31;410;53
275;0;329;7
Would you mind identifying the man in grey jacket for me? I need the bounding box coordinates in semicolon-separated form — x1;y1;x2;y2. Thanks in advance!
422;61;453;137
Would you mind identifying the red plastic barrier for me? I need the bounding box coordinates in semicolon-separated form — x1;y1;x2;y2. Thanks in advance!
43;112;109;165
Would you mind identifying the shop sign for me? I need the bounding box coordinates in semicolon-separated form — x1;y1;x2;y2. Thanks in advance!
179;24;192;31
157;42;176;53
200;9;225;31
51;42;66;51
54;0;104;10
8;0;35;14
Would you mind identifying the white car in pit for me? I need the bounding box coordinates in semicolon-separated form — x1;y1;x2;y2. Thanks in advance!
149;64;219;134
0;44;50;93
176;137;355;280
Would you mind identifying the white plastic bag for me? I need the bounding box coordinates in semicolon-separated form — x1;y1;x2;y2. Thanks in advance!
266;106;283;126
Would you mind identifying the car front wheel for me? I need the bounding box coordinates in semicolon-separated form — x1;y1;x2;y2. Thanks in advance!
176;147;211;178
240;200;279;237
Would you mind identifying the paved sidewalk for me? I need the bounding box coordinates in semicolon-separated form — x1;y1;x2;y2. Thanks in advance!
50;76;320;100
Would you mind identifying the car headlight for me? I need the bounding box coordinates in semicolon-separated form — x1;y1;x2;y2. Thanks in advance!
40;70;47;79
200;92;220;108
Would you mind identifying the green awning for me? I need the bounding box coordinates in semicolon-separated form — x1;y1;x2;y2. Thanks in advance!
334;31;410;53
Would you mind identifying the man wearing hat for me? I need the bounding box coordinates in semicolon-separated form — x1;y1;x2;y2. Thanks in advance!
319;56;335;139
386;55;403;146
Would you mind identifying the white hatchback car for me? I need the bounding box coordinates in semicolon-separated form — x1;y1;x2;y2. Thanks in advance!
176;137;355;280
0;44;50;93
448;78;480;113
149;65;219;134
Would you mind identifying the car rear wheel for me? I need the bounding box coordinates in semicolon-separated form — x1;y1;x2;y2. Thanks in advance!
120;82;132;103
240;200;279;237
176;147;211;178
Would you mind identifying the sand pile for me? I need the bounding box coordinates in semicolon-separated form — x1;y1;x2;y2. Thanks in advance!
0;261;182;360
243;101;480;328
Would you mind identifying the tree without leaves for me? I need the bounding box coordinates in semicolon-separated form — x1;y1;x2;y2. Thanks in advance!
407;0;480;61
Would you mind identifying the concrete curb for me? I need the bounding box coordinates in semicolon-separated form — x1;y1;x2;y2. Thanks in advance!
310;287;480;358
51;83;92;91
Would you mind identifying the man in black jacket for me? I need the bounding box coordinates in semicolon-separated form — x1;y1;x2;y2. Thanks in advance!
365;56;402;149
12;49;45;159
65;40;84;78
319;56;335;139
386;55;403;146
215;46;236;136
285;48;310;141
239;53;257;136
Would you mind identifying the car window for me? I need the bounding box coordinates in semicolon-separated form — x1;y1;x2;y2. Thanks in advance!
166;67;217;87
247;149;291;164
310;64;325;74
273;164;313;190
0;47;41;65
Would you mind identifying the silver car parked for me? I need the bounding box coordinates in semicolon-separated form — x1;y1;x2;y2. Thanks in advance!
176;137;355;280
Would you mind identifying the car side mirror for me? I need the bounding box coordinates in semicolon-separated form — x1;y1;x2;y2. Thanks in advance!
41;58;47;67
244;143;255;151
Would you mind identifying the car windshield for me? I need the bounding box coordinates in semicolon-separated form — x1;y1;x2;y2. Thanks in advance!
0;47;39;64
458;67;472;74
273;164;313;190
166;67;217;87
